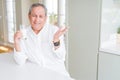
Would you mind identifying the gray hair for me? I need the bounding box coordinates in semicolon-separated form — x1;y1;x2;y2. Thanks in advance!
28;3;47;16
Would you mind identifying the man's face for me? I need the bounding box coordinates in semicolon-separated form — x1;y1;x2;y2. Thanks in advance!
29;6;47;33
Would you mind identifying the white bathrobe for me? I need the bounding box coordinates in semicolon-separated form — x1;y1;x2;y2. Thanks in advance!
14;23;69;76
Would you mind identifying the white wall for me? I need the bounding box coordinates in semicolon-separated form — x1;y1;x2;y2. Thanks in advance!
67;0;101;80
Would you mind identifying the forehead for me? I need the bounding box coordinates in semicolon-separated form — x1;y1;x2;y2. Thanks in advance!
31;6;45;15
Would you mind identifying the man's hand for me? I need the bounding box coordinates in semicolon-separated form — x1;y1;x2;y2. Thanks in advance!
14;31;23;51
14;31;23;43
53;26;67;42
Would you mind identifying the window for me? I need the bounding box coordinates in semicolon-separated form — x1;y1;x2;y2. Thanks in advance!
6;0;16;43
100;0;120;55
0;0;16;44
43;0;66;27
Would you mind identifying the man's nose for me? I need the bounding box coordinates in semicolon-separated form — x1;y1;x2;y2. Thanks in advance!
35;17;40;23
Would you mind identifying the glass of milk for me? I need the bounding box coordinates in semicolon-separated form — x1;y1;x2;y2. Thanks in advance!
20;25;27;39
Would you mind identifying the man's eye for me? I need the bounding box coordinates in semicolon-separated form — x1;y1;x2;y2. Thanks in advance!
39;16;43;18
33;15;36;17
31;15;36;17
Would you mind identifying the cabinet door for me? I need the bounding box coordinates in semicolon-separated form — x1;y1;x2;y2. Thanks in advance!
98;52;120;80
